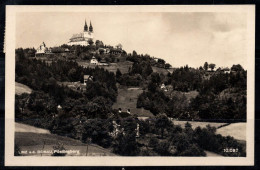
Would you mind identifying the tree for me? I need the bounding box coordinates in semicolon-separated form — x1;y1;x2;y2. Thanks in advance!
15;144;21;156
154;141;171;156
116;69;122;79
88;39;94;46
231;64;244;72
95;40;104;48
155;114;172;138
209;63;216;71
165;63;171;69
203;62;208;71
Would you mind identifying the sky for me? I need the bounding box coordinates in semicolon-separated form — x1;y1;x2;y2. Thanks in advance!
16;12;247;69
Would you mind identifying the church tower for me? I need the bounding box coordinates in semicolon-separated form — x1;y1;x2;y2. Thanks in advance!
84;20;88;32
89;21;93;32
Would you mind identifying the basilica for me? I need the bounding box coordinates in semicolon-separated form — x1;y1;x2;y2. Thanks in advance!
67;20;94;46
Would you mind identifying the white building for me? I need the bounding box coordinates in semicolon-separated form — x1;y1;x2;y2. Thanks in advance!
35;42;52;57
67;20;94;46
90;56;98;65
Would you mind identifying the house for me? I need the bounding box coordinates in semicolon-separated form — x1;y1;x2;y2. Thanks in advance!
116;43;122;50
153;57;159;62
221;67;231;74
160;83;166;89
110;49;122;55
57;105;62;109
35;42;53;57
97;48;110;54
98;58;109;66
90;56;98;65
83;75;93;85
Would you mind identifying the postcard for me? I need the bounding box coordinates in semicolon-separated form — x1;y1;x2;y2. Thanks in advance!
5;5;255;166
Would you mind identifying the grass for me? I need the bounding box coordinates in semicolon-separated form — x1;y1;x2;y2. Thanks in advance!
15;122;116;156
216;123;246;141
78;61;133;74
152;66;169;75
15;82;32;95
112;86;154;117
15;122;50;134
15;132;116;156
173;120;227;130
173;120;246;141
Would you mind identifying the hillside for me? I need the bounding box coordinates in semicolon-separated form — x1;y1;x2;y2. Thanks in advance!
15;123;116;156
15;82;32;95
112;86;154;117
78;60;133;74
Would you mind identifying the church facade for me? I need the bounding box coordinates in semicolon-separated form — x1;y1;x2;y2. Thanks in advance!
67;20;94;46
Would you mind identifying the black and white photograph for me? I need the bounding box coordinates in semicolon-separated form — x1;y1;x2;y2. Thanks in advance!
5;5;255;166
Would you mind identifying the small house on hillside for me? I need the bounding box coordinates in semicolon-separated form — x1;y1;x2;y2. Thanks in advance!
83;75;93;85
90;56;98;65
221;67;230;74
98;58;109;66
110;49;122;55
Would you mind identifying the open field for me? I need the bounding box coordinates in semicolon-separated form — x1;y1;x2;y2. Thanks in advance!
204;150;223;157
16;132;115;156
152;66;169;75
15;123;116;156
172;120;227;129
173;120;246;141
78;61;133;74
16;122;50;134
216;123;246;141
113;86;154;117
15;82;32;95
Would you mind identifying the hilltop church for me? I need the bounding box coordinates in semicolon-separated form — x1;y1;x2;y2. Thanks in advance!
67;20;94;46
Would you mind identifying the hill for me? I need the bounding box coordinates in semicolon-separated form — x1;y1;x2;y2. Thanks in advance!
78;61;133;74
15;82;32;95
112;86;154;117
15;123;116;156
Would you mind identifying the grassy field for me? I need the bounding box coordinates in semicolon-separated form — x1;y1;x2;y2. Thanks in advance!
15;122;115;156
16;122;50;134
15;82;32;95
173;120;227;130
16;132;116;156
204;150;223;157
152;66;169;75
216;123;246;141
112;86;154;117
78;61;133;74
173;120;246;141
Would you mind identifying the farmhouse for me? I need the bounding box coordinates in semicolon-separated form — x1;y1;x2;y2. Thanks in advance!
90;56;98;65
83;75;93;85
98;58;109;66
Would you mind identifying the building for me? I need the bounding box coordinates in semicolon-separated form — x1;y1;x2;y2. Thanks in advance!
35;42;52;57
67;20;94;46
221;67;231;74
110;48;122;55
83;75;93;85
98;58;109;66
90;56;98;65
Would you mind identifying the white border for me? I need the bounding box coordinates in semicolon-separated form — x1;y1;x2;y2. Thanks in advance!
5;5;255;166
